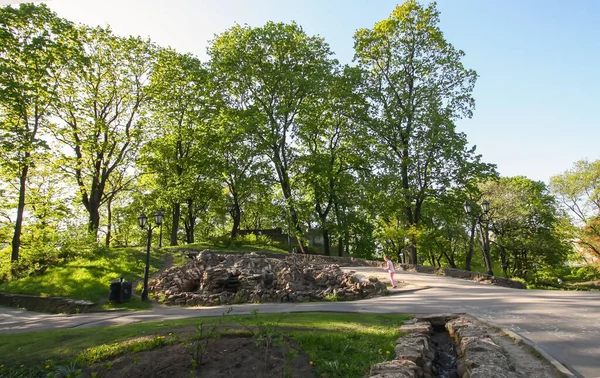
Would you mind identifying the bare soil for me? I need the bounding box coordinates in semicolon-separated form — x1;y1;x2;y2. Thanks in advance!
81;327;562;378
85;335;316;378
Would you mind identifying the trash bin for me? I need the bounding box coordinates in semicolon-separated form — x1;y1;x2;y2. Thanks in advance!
109;277;132;302
120;281;132;301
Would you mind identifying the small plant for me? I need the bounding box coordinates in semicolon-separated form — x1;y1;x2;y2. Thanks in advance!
189;307;232;376
51;362;82;378
324;293;341;302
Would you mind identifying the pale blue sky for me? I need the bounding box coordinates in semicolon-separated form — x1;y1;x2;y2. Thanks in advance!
19;0;600;183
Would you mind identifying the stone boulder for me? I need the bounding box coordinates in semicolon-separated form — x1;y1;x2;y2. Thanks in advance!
149;251;388;306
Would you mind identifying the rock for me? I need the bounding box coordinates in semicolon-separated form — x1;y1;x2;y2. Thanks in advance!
150;252;388;306
371;315;530;378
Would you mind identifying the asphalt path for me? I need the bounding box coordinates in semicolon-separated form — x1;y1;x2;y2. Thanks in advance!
1;267;599;377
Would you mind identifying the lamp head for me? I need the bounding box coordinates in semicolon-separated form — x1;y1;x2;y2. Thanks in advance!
463;201;471;215
482;199;490;213
138;213;147;229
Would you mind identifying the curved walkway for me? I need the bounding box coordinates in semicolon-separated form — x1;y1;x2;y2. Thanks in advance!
1;267;599;377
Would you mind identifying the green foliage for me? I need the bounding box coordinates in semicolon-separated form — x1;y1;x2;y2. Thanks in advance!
353;0;495;263
0;228;95;281
481;177;571;278
0;312;411;378
52;25;156;235
190;308;232;371
550;159;600;262
0;246;169;304
291;325;399;377
0;1;585;282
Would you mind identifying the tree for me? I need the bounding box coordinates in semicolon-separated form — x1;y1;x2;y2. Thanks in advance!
53;26;155;238
0;3;76;261
353;1;482;263
482;177;570;278
209;21;335;252
141;48;215;246
297;65;368;255
550;159;600;261
211;110;273;239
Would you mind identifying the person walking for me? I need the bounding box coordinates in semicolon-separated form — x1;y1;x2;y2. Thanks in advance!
384;255;397;289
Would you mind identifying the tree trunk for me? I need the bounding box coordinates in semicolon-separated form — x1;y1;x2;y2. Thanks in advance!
11;164;29;262
289;206;306;253
272;147;305;253
170;202;180;246
465;219;476;271
479;221;494;276
185;199;195;244
337;236;343;257
322;228;330;256
230;200;241;239
442;249;457;268
105;197;112;247
408;243;417;265
88;201;100;239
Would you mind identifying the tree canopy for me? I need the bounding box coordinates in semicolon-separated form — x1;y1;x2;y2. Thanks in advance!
0;1;583;281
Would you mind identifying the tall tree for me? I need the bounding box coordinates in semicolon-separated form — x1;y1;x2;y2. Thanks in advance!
141;48;214;246
209;21;335;252
482;177;570;278
211;111;272;239
0;3;76;261
550;159;600;261
297;65;368;255
354;1;482;263
53;26;155;238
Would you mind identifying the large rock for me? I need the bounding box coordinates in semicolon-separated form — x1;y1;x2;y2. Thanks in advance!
149;251;388;306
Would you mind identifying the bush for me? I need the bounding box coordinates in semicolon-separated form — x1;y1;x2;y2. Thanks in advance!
207;233;274;249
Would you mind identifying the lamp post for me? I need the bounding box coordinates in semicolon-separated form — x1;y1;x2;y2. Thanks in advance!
158;209;165;248
464;199;494;276
138;211;164;301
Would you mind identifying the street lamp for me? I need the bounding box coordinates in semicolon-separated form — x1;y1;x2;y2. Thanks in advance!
138;211;164;301
464;200;494;276
157;209;165;248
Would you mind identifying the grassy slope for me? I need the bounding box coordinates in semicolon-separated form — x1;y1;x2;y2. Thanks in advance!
0;312;412;378
0;247;170;308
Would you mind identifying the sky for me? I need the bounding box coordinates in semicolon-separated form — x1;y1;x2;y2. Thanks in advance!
3;0;599;184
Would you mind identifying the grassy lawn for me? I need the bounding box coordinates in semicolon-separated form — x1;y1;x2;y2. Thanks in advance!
0;247;171;310
0;311;411;378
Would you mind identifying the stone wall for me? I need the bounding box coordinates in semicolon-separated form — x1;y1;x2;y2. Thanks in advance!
393;264;526;289
0;293;96;314
369;315;523;378
149;251;388;306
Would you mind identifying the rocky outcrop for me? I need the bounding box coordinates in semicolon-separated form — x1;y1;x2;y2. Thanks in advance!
175;248;527;289
149;251;388;306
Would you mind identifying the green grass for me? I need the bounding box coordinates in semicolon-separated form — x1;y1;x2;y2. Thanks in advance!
0;247;170;309
0;312;411;378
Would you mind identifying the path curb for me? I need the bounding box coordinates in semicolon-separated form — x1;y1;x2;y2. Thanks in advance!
471;315;578;378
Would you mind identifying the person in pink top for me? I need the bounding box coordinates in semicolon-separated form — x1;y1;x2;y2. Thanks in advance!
384;255;397;289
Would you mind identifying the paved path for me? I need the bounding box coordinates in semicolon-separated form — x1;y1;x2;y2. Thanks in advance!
1;267;599;377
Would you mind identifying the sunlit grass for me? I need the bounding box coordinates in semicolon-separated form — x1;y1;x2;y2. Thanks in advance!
0;312;411;378
0;247;170;304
